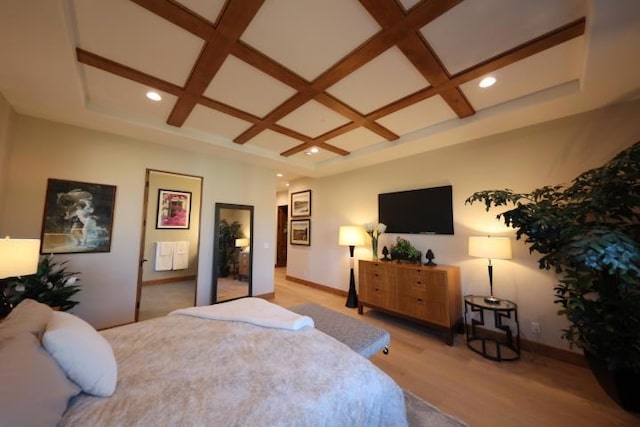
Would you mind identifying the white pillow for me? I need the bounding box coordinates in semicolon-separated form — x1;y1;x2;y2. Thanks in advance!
43;311;117;397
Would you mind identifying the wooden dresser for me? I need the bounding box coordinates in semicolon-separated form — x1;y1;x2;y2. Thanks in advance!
358;260;462;345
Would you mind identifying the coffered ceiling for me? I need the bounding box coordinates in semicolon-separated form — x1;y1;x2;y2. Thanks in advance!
1;1;639;190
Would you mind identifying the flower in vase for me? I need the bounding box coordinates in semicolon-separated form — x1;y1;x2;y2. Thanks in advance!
364;222;386;259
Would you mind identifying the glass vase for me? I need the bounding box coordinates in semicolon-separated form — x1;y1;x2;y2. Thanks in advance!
372;238;378;260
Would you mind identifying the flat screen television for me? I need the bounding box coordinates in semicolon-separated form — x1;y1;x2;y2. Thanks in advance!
378;185;454;235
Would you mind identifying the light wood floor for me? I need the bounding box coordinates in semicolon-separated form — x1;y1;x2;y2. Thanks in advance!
270;268;640;427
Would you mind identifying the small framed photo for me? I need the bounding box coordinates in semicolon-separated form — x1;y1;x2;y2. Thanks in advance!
291;190;311;217
290;219;311;246
40;179;117;254
156;189;192;229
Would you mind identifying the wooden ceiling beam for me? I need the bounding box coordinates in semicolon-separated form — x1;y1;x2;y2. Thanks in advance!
130;0;215;39
315;93;398;141
78;1;584;163
360;0;474;118
367;17;586;121
76;48;183;96
198;97;261;124
449;17;587;88
166;0;263;126
240;0;459;150
231;42;309;91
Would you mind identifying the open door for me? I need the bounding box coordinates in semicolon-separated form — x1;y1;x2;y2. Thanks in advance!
276;204;288;267
135;169;202;321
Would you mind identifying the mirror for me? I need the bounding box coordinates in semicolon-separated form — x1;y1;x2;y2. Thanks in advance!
212;203;253;303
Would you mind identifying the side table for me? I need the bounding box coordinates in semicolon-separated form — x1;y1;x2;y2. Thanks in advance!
464;295;520;361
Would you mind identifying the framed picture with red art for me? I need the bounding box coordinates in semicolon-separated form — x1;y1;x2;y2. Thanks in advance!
156;189;191;229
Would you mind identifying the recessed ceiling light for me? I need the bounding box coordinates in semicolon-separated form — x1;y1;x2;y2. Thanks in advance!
276;173;283;177
285;183;290;187
479;76;496;88
310;147;319;154
146;91;162;101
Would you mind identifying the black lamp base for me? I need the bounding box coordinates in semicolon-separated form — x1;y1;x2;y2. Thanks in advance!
345;267;358;308
484;295;500;304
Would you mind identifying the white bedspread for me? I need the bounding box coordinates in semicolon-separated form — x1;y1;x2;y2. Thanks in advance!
61;312;407;427
170;297;314;331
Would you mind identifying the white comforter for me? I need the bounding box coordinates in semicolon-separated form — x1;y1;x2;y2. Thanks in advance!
61;310;408;426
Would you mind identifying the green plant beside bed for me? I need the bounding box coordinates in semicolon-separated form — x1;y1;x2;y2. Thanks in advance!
2;255;81;312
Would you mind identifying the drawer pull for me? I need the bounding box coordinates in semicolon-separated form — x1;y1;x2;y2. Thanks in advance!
417;298;424;302
416;281;422;285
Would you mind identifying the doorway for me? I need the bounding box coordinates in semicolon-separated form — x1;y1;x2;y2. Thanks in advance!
136;169;202;321
276;204;288;267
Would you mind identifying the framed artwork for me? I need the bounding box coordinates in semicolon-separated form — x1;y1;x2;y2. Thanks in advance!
40;178;117;254
290;219;311;246
291;190;311;217
156;189;192;229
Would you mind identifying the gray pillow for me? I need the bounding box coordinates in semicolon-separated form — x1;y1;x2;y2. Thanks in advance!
0;299;53;343
0;332;81;426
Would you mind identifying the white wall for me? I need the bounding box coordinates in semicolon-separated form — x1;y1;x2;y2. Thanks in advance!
286;99;640;351
1;114;276;329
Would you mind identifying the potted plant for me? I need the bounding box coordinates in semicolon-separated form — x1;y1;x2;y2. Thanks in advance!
217;219;243;277
389;237;422;263
465;141;640;411
3;254;81;311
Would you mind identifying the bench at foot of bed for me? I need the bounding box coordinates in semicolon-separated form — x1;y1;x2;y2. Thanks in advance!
288;303;390;358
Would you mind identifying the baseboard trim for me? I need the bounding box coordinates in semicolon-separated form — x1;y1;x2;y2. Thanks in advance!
285;274;586;367
142;275;196;286
285;275;348;297
255;292;275;300
467;325;587;367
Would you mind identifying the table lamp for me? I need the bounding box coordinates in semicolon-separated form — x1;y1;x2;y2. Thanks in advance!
339;226;364;308
235;238;249;250
0;236;41;317
468;235;512;304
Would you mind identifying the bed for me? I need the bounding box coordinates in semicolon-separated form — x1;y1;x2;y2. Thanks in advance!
0;298;408;426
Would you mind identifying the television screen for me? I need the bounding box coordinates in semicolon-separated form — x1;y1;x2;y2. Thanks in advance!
378;185;454;234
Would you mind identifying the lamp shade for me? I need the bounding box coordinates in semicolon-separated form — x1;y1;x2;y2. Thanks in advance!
338;226;365;246
468;236;512;260
235;238;249;248
0;237;41;279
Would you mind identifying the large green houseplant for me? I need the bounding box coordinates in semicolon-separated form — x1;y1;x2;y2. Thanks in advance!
2;255;81;312
465;141;640;411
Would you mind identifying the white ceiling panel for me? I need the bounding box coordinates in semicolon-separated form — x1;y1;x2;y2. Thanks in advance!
83;66;177;122
376;95;458;135
290;148;338;164
245;129;301;154
204;55;297;118
421;0;587;74
277;100;350;138
460;38;584;112
240;0;381;81
174;0;225;24
73;0;204;86
326;127;385;152
183;105;252;141
397;0;422;13
326;46;430;114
